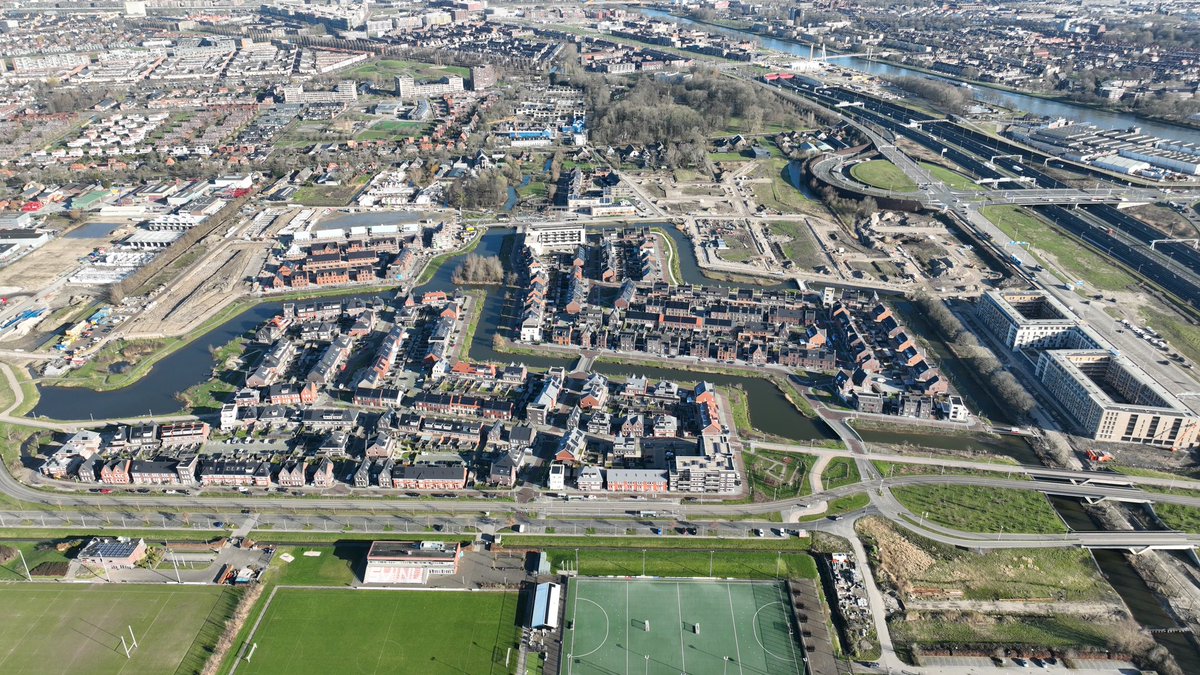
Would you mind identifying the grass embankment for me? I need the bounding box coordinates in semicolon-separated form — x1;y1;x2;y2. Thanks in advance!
980;204;1136;292
545;548;816;579
918;162;984;191
849;160;917;192
1152;503;1200;533
890;616;1129;651
798;493;870;522
857;516;1116;603
503;533;810;552
821;457;861;490
1140;305;1200;365
892;484;1067;534
650;227;682;285
872;458;1022;479
767;220;824;268
752;158;812;213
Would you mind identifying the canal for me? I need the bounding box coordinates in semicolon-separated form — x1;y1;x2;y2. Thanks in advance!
33;226;1051;452
639;8;1200;145
1051;496;1200;670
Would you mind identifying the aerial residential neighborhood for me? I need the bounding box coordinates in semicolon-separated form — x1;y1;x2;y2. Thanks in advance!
1;1;1200;675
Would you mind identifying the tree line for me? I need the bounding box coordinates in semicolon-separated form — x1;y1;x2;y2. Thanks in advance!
912;291;1036;418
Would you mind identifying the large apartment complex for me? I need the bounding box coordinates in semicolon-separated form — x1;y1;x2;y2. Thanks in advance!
979;290;1198;448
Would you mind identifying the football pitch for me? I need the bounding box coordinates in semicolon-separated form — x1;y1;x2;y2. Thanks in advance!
237;588;521;675
0;583;239;675
563;578;806;675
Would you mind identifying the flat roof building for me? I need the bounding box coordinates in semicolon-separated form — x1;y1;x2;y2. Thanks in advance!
1036;349;1199;448
363;540;461;584
78;537;147;568
977;290;1101;352
522;223;586;255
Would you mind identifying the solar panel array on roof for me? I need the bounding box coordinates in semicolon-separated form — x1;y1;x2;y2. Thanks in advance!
84;539;139;558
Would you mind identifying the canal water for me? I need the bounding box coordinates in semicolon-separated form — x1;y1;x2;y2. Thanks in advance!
639;8;1200;145
33;226;1044;451
1051;496;1200;670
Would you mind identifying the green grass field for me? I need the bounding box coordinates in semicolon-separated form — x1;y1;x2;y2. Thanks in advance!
563;578;805;675
918;162;983;191
980;205;1136;292
892;484;1068;534
849;160;917;192
767;221;823;268
545;548;816;580
0;584;239;675
238;589;520;675
752;159;812;213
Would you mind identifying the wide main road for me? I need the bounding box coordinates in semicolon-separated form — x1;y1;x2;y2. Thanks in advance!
774;79;1200;307
6;456;1200;517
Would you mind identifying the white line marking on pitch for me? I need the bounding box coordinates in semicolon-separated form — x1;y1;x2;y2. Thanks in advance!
725;583;744;675
572;598;610;659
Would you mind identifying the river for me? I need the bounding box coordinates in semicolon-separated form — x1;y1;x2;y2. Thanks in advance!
639;8;1200;145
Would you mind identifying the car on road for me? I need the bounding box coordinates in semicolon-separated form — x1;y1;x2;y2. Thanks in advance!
135;488;150;494
650;527;663;535
99;489;112;494
753;529;764;537
213;521;225;528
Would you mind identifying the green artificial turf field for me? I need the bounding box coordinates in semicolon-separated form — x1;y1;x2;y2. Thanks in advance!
0;583;238;675
562;578;806;675
237;588;520;675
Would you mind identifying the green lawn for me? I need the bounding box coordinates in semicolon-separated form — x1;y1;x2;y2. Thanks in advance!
850;160;917;192
743;449;816;500
821;457;861;489
239;589;520;675
919;162;983;191
356;119;429;141
347;58;469;82
891;484;1067;534
751;158;812;213
544;548;816;579
0;584;239;675
891;615;1124;650
293;175;370;207
1141;305;1200;366
981;205;1136;291
768;220;823;268
273;545;362;586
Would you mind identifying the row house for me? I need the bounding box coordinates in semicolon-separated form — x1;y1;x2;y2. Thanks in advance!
199;459;271;487
353;387;403;408
266;381;318;406
391;464;468;491
246;338;295;388
278;460;307;487
307;334;353;385
606;468;668;493
420;417;483;445
412;392;514;420
129;460;179;485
